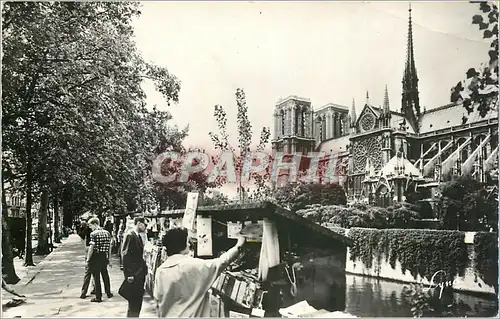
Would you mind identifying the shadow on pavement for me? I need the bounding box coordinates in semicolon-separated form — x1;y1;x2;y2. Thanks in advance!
2;235;157;318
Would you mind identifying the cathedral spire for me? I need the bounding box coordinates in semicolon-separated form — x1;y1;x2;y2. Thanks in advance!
366;91;370;105
350;98;357;126
401;2;420;132
383;84;390;113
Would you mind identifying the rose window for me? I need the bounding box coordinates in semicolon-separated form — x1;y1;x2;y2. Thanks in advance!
353;136;383;173
360;113;375;131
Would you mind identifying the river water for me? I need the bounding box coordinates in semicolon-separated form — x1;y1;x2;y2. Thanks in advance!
344;274;498;317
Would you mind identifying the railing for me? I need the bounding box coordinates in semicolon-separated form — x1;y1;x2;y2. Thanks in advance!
418;118;497;138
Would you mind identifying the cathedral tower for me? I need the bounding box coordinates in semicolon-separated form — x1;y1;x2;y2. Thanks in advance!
272;96;315;155
401;4;421;132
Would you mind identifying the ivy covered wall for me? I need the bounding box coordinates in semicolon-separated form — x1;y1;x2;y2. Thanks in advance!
343;228;498;295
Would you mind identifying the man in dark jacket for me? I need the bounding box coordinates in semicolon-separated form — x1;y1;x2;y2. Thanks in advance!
121;217;147;317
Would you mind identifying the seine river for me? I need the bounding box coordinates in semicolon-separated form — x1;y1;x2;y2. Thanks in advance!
344;274;498;317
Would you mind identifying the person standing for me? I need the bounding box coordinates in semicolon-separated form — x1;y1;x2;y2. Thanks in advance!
121;217;147;317
83;217;113;303
118;223;126;270
79;221;96;298
153;227;246;317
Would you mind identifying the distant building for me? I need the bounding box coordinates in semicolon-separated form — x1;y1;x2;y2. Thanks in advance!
271;7;498;207
4;181;27;218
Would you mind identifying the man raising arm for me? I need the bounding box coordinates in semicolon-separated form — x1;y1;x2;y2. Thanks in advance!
154;227;246;317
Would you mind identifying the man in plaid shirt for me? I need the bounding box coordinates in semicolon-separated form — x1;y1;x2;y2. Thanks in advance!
84;217;113;303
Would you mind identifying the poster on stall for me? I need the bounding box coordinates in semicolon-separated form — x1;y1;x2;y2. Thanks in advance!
227;222;242;239
182;192;199;233
196;215;213;256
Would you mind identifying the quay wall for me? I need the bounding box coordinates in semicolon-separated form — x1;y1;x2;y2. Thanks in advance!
338;228;497;295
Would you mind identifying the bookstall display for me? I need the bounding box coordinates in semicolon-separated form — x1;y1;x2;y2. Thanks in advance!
142;202;353;318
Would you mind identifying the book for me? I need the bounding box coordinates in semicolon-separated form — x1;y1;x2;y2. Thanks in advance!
231;279;242;300
218;273;229;292
239;222;263;242
224;275;236;297
212;275;220;290
242;282;257;308
236;280;248;305
229;311;250;318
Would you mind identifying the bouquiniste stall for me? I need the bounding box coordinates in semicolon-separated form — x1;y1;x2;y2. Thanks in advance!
143;201;353;318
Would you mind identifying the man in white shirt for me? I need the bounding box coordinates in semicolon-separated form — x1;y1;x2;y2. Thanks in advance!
154;227;246;317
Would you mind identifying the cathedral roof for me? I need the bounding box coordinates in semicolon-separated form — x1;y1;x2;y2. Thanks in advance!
361;105;417;133
379;154;422;179
315;103;349;112
390;113;416;134
418;102;497;134
317;135;350;154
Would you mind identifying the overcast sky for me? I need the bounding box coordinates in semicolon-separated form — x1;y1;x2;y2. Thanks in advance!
132;1;490;196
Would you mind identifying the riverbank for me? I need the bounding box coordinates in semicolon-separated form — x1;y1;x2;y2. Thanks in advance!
342;228;497;296
344;274;498;317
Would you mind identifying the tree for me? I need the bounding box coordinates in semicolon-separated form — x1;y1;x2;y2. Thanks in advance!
274;182;347;211
434;176;497;231
198;192;230;206
209;89;271;202
386;202;420;229
451;2;498;117
35;190;50;255
2;203;20;284
2;2;181;266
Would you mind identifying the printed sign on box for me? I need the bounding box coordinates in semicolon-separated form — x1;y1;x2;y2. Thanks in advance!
182;192;199;232
196;215;213;256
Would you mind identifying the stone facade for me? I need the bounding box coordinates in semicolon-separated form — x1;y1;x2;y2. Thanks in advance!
271;7;499;206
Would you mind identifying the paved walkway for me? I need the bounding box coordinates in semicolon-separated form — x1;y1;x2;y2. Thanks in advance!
2;234;157;318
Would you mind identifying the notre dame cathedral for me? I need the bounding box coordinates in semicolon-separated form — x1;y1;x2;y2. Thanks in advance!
271;7;498;207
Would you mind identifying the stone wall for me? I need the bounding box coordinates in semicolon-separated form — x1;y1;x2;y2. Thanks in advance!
343;228;496;295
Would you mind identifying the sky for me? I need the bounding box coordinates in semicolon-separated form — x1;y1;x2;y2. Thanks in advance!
131;1;491;196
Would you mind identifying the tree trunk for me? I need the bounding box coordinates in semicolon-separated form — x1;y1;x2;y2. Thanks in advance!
62;187;73;228
1;214;20;284
53;195;61;244
35;189;50;255
24;161;35;266
2;178;20;284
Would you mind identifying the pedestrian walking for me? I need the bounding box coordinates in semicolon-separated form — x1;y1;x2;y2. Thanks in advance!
79;221;96;297
153;227;247;317
120;217;147;317
118;223;125;270
81;217;113;303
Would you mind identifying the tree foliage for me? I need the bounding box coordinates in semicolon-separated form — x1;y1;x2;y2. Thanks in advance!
296;202;420;229
402;283;472;317
433;176;497;231
274;183;347;211
451;2;498;117
1;2;192;267
198;192;231;206
209;89;271;202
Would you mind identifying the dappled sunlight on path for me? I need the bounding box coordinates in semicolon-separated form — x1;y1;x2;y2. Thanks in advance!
2;234;157;318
